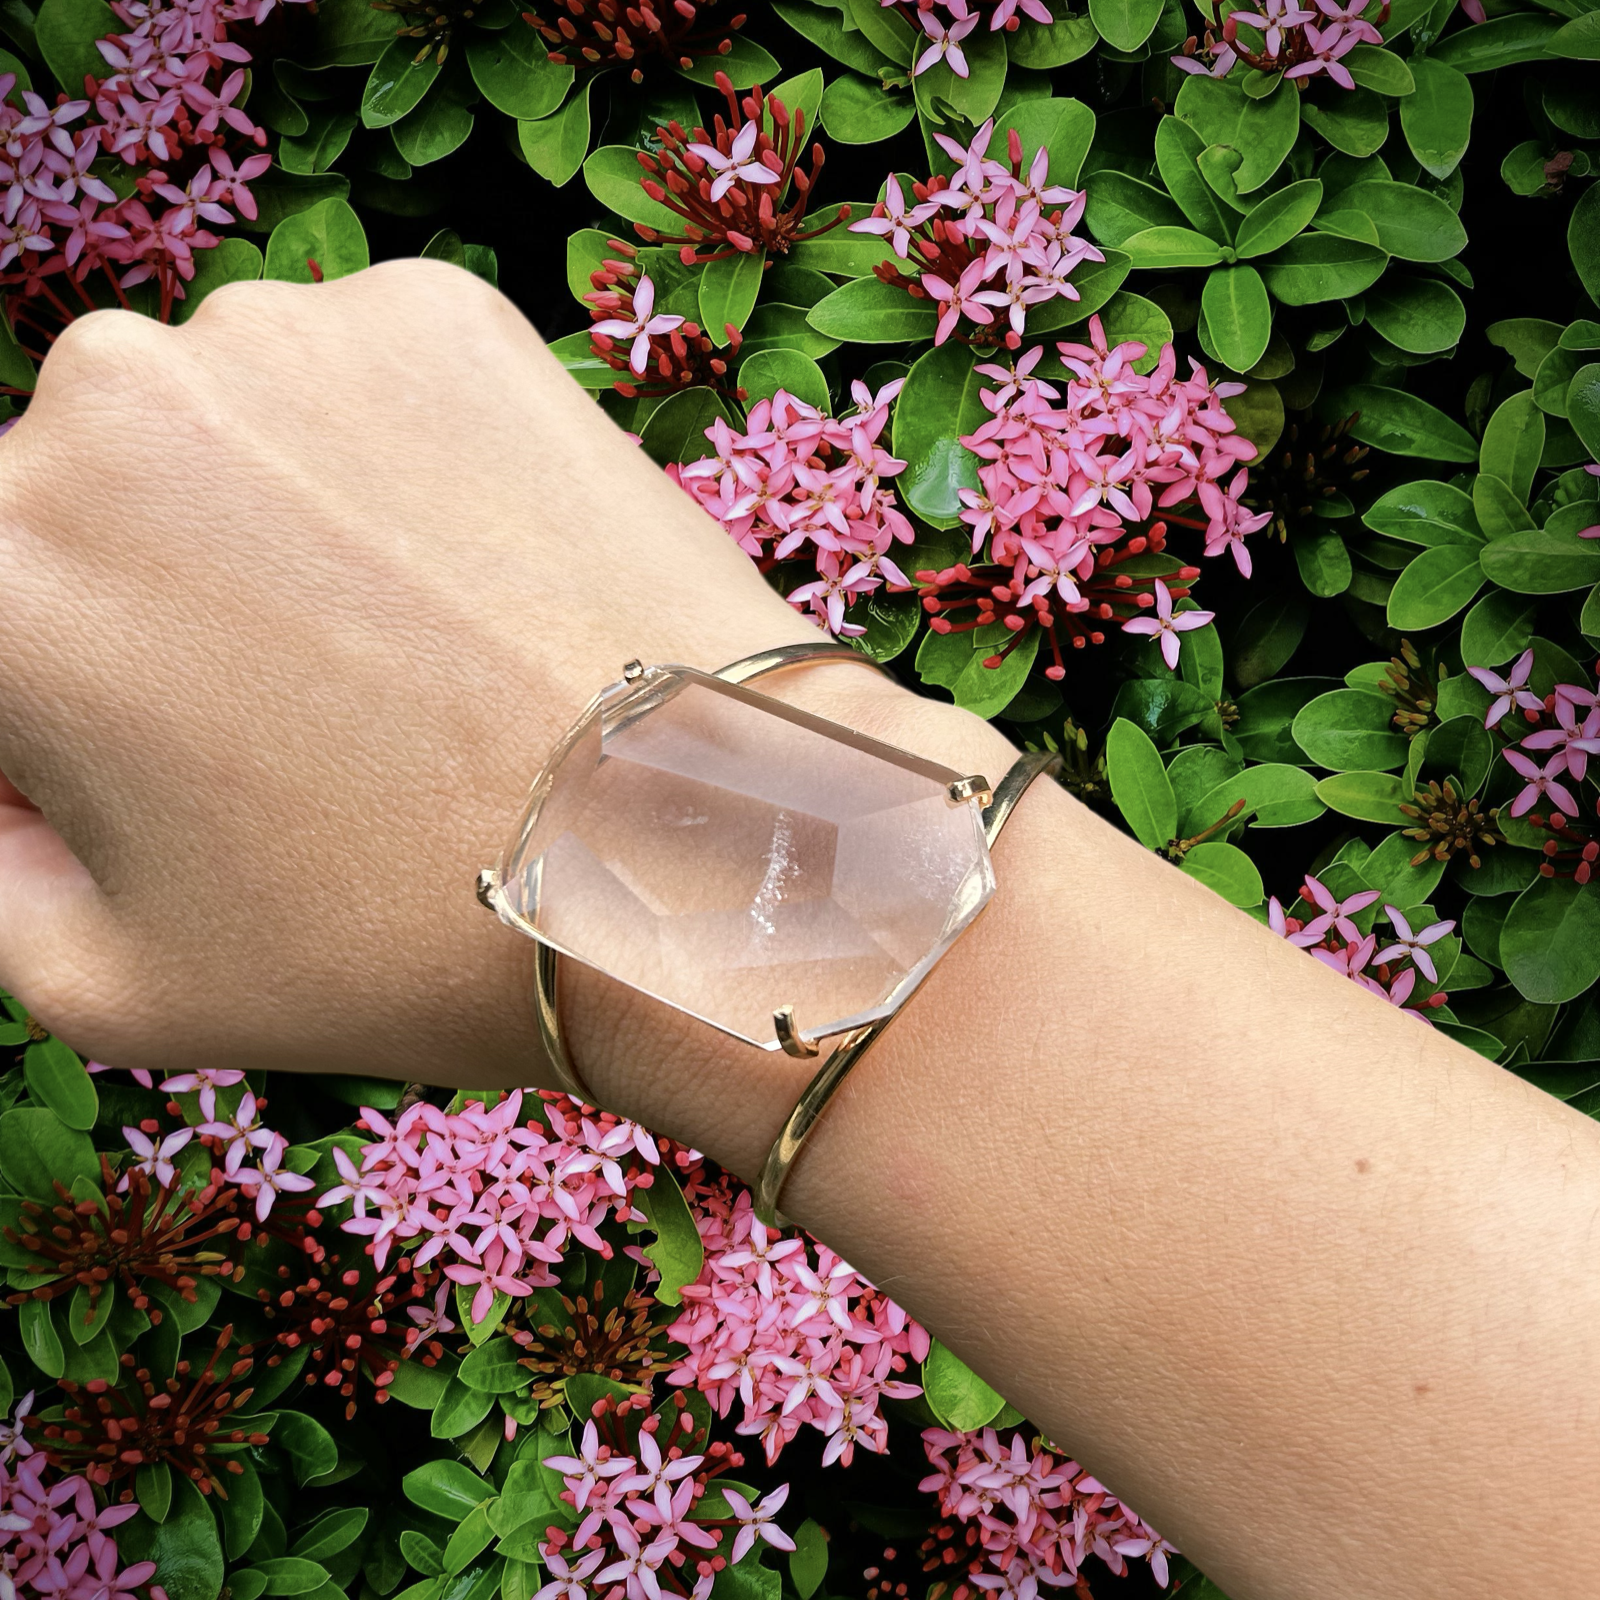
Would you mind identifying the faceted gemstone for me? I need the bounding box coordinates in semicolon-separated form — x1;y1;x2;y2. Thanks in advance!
497;665;995;1051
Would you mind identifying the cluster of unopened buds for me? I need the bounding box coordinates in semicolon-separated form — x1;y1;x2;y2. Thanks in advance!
670;379;914;636
1470;649;1600;883
0;1403;166;1600
852;120;1103;347
585;259;744;399
320;1090;660;1324
528;0;749;81
917;1426;1176;1597
534;1391;792;1600
1268;876;1454;1019
0;0;303;340
883;0;1055;77
664;1183;928;1467
915;316;1263;678
631;73;846;263
1172;0;1386;88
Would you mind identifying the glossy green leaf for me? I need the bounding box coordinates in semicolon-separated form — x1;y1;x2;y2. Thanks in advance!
1088;0;1163;52
1234;677;1343;763
738;349;829;412
1008;9;1099;65
34;0;117;96
1344;43;1414;94
1084;171;1186;246
250;1558;332;1597
996;96;1097;189
1105;718;1176;850
1401;57;1473;179
1479;389;1544;503
1234;178;1322;259
1361;479;1481;545
1024;251;1131;329
914;624;1039;717
774;0;898;74
518;79;592;187
1364;276;1464;355
1260;234;1388;305
270;1410;339;1485
1487;318;1564;380
1174;73;1299;193
1291;525;1353;597
1385;544;1484;630
1293;688;1409;771
20;1298;64;1377
1301;86;1389;157
638;388;733;466
1478;514;1600;595
1181;841;1264;906
923;1340;1007;1431
635;1159;704;1306
1315;770;1408;824
115;1478;224;1600
807;276;938;343
1192;762;1324;828
393;79;474;166
466;25;569;118
676;35;779;87
1333;384;1479;462
361;39;440;129
582;146;682;230
1435;12;1561;69
1119;224;1224;267
22;1035;96;1130
1568;362;1600;458
1201;264;1271;372
1154;115;1236;241
1460;590;1537;666
0;1106;99;1199
842;0;915;64
458;1336;528;1394
819;73;915;144
789;1521;829;1600
291;1508;370;1563
892;342;989;527
403;1460;493;1520
913;27;1007;123
1502;877;1600;1004
1548;10;1600;58
277;107;359;177
264;197;369;283
698;249;765;343
1338;180;1466;262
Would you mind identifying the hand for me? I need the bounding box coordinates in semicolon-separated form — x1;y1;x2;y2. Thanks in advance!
0;258;1005;1149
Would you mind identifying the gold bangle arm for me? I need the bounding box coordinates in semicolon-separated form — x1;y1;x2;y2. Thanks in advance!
526;642;1062;1228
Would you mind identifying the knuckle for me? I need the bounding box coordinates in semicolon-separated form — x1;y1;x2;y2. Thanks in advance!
34;308;171;401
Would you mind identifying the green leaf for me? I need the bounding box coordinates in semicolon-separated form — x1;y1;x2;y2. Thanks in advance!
776;0;896;74
788;223;898;279
1461;590;1537;666
638;388;734;467
442;1505;497;1576
1023;251;1129;328
1501;877;1600;1004
270;1410;339;1485
22;1035;96;1131
1088;0;1163;52
676;35;779;87
1479;390;1544;503
218;1462;265;1559
697;249;765;343
304;0;396;66
1119;224;1224;268
995;96;1097;190
1487;318;1565;380
1174;73;1299;194
393;79;475;166
1260;234;1388;305
1343;43;1414;94
1548;10;1600;58
0;1105;99;1199
582;146;682;231
68;1280;113;1345
1234;178;1322;259
1332;385;1478;462
819;73;914;144
361;39;441;129
458;1336;528;1394
1472;474;1533;542
1192;762;1324;828
1315;770;1408;824
1201;264;1271;372
1478;515;1600;595
1364;276;1464;356
1434;11;1561;69
1084;171;1186;247
922;1340;1006;1432
1181;841;1264;906
634;1160;704;1306
519;78;592;187
892;341;988;527
1401;57;1473;179
291;1508;370;1563
1154;116;1236;241
34;0;118;95
1301;86;1389;157
430;1376;495;1440
1105;718;1176;850
1292;688;1409;771
137;1462;173;1522
740;302;843;359
768;68;825;140
1096;291;1173;374
1234;677;1342;762
842;0;916;63
807;276;938;343
278;107;360;177
738;349;829;413
788;1521;829;1600
913;27;1007;123
914;624;1039;717
250;1559;332;1597
1292;525;1353;597
264;197;369;283
116;1477;225;1600
1361;478;1481;545
1422;713;1492;794
1568;362;1600;459
20;1297;64;1377
1385;544;1484;630
1008;9;1099;66
1337;179;1465;262
403;1459;492;1521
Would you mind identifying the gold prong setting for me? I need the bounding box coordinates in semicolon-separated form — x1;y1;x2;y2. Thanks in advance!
774;1004;820;1059
947;773;993;809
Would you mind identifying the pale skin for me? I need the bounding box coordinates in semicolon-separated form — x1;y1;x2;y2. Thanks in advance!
0;259;1596;1599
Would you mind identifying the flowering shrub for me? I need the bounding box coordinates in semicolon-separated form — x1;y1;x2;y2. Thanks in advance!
1;2;1599;1600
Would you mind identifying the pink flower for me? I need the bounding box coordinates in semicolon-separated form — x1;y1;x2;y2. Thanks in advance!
1295;874;1382;944
686;121;778;203
589;274;686;375
1504;749;1581;817
1373;907;1455;984
533;1545;604;1600
235;1137;315;1222
1120;579;1215;670
913;0;980;76
118;1124;192;1190
1468;648;1543;729
849;174;938;261
925;257;996;346
722;1484;796;1564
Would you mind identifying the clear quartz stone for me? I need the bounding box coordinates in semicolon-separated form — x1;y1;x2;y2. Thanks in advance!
497;665;995;1051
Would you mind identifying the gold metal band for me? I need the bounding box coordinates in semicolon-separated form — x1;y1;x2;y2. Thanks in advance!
751;746;1062;1225
522;643;1061;1227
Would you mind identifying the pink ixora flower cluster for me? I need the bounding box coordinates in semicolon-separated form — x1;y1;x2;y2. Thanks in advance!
0;1422;165;1600
663;1183;928;1467
0;0;302;339
319;1090;661;1322
1267;876;1453;1019
1471;650;1600;883
886;0;1054;79
670;379;914;636
534;1390;791;1600
918;1426;1177;1598
852;121;1102;347
916;317;1262;679
1172;0;1384;87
